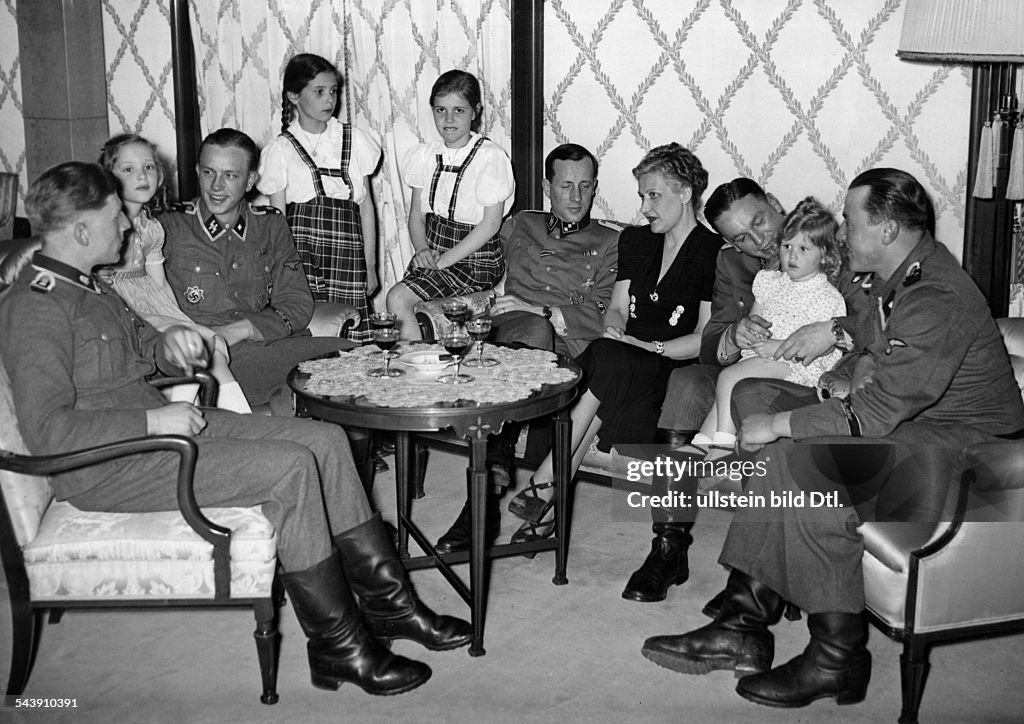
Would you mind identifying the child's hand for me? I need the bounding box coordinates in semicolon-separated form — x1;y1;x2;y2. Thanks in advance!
753;339;782;358
603;325;624;340
365;270;380;297
411;248;439;270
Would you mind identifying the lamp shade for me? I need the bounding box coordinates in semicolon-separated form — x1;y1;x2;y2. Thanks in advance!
898;0;1024;62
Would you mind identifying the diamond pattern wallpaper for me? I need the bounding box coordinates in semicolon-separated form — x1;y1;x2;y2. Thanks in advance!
0;0;976;260
544;0;972;259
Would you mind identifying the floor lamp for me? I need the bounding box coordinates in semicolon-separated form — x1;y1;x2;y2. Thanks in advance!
898;0;1024;317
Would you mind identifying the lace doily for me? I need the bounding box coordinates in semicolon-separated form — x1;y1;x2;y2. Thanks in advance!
297;344;579;407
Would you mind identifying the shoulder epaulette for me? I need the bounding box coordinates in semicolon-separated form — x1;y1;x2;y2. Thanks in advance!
166;201;197;214
249;204;281;215
597;219;625;231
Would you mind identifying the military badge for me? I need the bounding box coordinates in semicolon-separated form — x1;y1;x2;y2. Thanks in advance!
902;261;922;287
29;270;56;293
185;285;205;304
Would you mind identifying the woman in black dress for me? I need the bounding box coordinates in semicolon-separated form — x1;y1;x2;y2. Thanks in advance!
507;143;721;545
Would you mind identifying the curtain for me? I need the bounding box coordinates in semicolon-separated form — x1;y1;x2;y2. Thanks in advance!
187;0;512;308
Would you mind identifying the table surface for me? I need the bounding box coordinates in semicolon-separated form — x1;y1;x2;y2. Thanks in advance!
288;344;582;436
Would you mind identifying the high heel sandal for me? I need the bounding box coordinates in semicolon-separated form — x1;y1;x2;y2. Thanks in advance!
506;476;554;523
509;501;556;558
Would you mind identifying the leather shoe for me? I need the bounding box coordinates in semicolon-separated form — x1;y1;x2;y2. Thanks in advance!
435;495;500;554
622;523;691;602
736;612;871;708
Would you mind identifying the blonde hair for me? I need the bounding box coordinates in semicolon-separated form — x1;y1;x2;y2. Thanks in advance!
779;197;843;282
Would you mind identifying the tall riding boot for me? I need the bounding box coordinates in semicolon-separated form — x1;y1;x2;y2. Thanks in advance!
641;569;784;675
335;514;473;651
621;522;692;602
282;553;431;695
736;612;871;708
435;480;501;555
346;428;376;495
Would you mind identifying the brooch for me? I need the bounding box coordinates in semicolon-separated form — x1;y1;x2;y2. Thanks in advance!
185;285;205;304
668;305;684;326
629;294;637;319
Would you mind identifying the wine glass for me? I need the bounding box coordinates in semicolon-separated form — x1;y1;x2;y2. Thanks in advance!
437;333;474;384
440;300;470;336
463;317;498;367
367;328;403;378
368;311;397;330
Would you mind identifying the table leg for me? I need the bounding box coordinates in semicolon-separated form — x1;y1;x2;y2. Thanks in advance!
468;433;489;656
553;408;570;586
394;431;411;557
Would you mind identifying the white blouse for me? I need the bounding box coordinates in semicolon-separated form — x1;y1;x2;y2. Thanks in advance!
257;118;381;204
400;132;515;224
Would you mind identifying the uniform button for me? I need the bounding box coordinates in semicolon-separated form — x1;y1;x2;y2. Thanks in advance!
100;333;109;341
234;292;240;297
545;285;551;291
194;266;201;272
586;263;592;269
232;262;239;269
215;272;220;276
546;266;551;272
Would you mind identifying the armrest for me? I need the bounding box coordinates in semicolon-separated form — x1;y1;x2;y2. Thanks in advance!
309;301;359;338
414;290;496;342
959;441;1024;493
151;370;218;407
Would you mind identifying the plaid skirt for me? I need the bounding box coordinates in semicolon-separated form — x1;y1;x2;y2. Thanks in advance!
402;214;505;300
287;197;370;342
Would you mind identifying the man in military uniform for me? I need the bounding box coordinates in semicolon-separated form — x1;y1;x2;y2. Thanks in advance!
161;128;351;415
1;162;471;696
640;168;1024;710
434;143;620;554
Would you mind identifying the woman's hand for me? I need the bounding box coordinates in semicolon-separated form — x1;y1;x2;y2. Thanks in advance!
603;324;624;340
411;248;439;270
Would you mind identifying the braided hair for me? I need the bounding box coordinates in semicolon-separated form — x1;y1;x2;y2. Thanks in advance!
281;53;341;135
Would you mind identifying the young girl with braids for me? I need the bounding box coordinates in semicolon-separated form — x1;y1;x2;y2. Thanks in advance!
386;69;515;340
99;133;250;412
258;53;382;342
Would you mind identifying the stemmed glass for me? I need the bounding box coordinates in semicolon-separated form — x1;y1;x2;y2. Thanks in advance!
440;300;470;336
463;317;498;367
368;311;397;331
367;328;403;378
437;333;474;384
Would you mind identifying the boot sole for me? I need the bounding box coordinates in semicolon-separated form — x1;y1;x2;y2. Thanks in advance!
379;634;473;652
312;669;432;696
735;685;867;708
641;646;765;676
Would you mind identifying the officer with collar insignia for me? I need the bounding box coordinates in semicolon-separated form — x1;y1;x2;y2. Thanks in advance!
161;128;351;414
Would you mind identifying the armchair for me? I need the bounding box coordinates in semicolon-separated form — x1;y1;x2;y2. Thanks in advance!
860;317;1024;723
0;364;281;704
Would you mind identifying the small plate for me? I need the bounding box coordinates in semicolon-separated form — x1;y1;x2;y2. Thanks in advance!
396;350;455;374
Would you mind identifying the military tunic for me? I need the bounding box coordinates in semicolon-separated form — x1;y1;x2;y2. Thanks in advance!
495;211;620;358
161;200;352;406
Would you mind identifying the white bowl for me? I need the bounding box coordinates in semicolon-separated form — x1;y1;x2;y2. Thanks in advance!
396;350;455;374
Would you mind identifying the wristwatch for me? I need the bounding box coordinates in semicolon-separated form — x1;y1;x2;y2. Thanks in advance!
542;305;553;319
831;318;849;351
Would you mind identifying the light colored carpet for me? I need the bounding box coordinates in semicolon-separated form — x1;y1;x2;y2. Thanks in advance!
2;447;1022;723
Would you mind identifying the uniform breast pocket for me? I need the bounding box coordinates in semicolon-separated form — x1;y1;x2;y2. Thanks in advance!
78;322;129;384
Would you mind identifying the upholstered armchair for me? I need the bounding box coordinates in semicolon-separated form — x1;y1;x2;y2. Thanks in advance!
861;317;1024;724
0;363;281;703
414;286;499;342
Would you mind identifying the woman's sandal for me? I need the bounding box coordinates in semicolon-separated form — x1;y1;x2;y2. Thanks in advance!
507;476;555;523
509;502;556;558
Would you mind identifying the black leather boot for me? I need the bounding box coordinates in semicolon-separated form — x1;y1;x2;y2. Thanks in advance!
641;569;784;675
282;553;431;695
435;483;501;555
736;612;871;708
621;522;692;602
335;514;472;651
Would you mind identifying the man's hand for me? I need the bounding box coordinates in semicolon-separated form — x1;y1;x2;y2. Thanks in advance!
213;319;262;346
773;319;834;366
739;412;791;451
162;326;210;376
733;314;773;349
411;248;439;270
146;402;207;436
490;293;540;317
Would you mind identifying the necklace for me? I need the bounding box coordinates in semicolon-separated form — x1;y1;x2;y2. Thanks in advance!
301;127;325;157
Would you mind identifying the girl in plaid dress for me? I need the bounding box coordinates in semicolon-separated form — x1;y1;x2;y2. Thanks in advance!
258;53;382;342
386;70;515;339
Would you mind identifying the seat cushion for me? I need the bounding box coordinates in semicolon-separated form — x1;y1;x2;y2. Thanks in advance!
23;501;276;600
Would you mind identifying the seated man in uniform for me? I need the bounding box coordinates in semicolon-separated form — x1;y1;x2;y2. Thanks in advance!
641;168;1024;710
434;143;621;554
161;128;351;416
0;161;471;697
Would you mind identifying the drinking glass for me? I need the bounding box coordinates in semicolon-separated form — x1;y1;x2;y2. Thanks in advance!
463;317;498;367
440;300;470;336
437;333;474;384
367;328;403;378
368;311;397;330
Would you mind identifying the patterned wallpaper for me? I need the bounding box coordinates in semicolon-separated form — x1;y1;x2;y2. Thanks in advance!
1;0;974;259
543;0;973;259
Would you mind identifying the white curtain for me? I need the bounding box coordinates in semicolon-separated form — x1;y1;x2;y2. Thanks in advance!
188;0;512;308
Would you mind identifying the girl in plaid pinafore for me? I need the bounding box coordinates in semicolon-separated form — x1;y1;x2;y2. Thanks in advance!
386;70;515;340
258;53;382;342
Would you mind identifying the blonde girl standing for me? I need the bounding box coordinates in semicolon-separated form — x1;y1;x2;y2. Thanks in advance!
258;53;382;342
